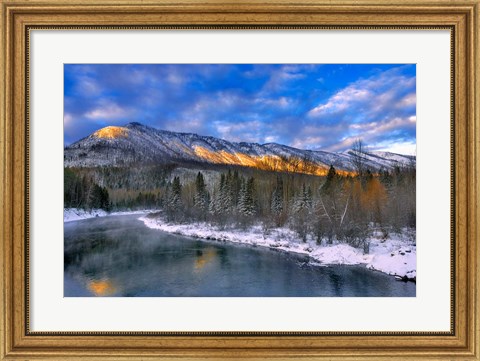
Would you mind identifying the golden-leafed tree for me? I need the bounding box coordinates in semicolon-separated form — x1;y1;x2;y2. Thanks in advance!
361;176;388;226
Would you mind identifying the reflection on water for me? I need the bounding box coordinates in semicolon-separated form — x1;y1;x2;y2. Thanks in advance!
64;215;415;297
88;279;116;296
194;248;217;271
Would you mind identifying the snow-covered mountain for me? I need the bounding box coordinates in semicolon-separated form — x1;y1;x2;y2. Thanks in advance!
64;122;415;174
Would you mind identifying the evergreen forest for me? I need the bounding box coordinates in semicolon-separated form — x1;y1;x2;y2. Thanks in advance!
64;159;415;250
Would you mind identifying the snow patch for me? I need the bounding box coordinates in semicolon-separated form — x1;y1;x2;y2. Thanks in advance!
64;208;148;223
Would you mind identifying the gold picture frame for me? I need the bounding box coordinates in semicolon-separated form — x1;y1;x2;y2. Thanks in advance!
1;0;478;359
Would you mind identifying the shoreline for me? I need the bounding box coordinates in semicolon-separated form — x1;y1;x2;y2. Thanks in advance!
139;215;416;282
64;208;148;223
63;209;416;282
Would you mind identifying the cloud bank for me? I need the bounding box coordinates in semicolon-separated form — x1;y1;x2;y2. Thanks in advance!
64;64;416;154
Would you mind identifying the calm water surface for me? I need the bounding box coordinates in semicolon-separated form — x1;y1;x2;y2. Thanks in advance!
64;215;415;297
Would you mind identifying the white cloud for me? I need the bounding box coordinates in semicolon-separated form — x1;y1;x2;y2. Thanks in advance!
213;120;264;143
324;116;415;152
165;118;206;134
263;65;307;91
374;140;417;155
291;136;325;150
398;93;417;107
309;88;371;115
166;72;185;85
130;69;148;84
85;101;131;120
303;66;416;153
255;96;293;108
75;76;101;96
63;113;73;125
308;67;416;119
264;135;279;143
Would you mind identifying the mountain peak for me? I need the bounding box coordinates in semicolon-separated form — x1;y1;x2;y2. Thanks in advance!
125;122;144;128
93;126;129;139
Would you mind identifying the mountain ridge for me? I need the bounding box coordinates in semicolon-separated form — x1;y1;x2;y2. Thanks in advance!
64;122;416;175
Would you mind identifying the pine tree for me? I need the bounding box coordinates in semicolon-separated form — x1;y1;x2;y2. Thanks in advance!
165;176;183;221
292;183;312;213
237;178;247;216
270;176;284;226
231;170;241;208
208;182;225;225
162;183;171;210
88;184;110;211
246;177;257;216
100;186;110;211
194;172;209;210
208;189;220;216
239;177;257;217
219;171;234;213
322;165;337;194
292;183;313;242
170;176;182;210
193;172;209;220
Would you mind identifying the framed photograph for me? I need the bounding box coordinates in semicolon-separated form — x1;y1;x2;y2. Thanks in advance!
1;0;478;359
63;63;418;298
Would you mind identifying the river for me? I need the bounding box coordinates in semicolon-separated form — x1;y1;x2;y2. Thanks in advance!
64;214;415;297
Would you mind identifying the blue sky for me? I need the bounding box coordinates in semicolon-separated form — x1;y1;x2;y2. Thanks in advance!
64;64;416;154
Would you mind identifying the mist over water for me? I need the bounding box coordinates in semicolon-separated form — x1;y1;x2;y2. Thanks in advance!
64;215;415;297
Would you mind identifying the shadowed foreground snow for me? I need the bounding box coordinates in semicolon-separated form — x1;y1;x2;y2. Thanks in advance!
140;215;416;280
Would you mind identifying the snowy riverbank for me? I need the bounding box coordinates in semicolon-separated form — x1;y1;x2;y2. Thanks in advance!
140;215;416;281
64;208;147;223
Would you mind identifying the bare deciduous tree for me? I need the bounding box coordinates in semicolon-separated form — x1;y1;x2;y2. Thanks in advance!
351;139;366;176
